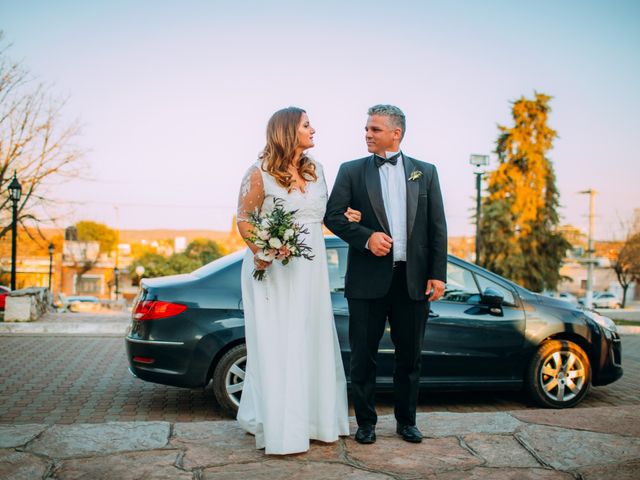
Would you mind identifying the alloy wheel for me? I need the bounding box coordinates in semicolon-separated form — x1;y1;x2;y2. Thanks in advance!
539;350;586;403
225;354;246;407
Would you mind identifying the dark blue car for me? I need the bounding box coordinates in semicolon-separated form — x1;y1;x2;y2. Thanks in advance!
126;237;622;414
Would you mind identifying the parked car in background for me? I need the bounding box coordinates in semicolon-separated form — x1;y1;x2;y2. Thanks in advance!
59;295;100;312
0;286;10;311
542;291;578;305
579;291;622;310
558;292;579;304
126;237;623;414
593;292;622;309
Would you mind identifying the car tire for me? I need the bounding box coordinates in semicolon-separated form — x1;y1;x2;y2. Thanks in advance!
526;340;591;409
212;343;246;416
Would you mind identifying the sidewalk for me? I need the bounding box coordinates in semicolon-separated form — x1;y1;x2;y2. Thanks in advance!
0;311;130;336
2;407;638;479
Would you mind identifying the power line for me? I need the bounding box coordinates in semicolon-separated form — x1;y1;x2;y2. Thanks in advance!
47;198;236;210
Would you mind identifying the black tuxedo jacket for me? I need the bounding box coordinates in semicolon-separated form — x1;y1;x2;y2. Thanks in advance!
324;154;447;301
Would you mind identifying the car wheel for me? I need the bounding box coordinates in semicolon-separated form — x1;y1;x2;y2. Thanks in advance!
212;344;246;416
526;340;591;408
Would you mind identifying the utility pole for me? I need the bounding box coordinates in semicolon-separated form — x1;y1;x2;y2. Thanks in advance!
579;189;596;307
113;205;120;301
475;171;482;263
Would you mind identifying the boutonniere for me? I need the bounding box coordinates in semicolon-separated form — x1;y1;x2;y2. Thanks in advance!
408;170;423;181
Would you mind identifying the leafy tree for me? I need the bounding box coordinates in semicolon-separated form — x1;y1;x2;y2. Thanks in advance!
76;221;117;254
479;93;570;291
168;253;201;274
130;252;174;279
130;238;222;281
184;238;223;265
611;232;640;308
0;33;83;241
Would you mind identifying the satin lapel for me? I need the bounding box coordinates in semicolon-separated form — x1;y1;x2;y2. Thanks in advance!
404;155;419;240
365;155;391;234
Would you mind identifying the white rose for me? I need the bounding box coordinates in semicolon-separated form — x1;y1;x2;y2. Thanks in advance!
254;239;266;248
257;229;270;240
268;237;282;249
283;229;294;240
256;250;276;262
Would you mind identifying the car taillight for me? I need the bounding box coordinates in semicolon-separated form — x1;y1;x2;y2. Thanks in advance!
133;300;187;320
133;356;155;364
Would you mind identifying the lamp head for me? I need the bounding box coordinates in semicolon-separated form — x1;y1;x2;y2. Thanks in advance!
8;172;22;202
469;154;489;168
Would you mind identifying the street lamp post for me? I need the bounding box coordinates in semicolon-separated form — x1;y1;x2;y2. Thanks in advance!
8;172;22;291
114;267;120;300
469;155;489;264
579;189;597;308
48;243;55;290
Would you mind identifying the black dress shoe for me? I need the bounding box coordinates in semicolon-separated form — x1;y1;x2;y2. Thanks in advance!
355;425;376;444
396;423;423;443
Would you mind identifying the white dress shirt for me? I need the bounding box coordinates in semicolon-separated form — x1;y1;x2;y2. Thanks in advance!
379;151;407;262
364;151;408;261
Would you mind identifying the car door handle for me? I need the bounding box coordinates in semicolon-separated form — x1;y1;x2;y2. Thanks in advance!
428;309;439;318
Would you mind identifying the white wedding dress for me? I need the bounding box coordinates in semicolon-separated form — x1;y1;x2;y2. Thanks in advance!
236;160;349;455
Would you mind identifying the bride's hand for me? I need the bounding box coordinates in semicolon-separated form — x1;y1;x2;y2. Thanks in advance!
253;254;272;271
344;207;362;223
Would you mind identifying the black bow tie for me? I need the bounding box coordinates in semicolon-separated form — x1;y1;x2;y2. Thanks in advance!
374;153;401;167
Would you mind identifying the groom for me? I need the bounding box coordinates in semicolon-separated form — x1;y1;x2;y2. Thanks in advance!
324;105;447;444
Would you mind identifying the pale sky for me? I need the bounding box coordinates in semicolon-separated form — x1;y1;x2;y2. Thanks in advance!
2;0;639;239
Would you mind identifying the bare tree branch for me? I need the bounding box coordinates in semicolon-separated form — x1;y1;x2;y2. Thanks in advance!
0;32;85;241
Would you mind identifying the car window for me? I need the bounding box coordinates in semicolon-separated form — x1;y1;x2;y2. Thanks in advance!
326;247;347;292
475;274;517;306
442;262;480;303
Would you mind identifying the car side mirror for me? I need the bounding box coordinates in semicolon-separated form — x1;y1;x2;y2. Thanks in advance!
481;287;504;308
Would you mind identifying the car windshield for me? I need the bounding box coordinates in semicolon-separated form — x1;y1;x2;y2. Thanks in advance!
191;249;245;278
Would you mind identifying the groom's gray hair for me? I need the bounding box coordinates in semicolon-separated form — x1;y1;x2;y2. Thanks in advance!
368;104;406;139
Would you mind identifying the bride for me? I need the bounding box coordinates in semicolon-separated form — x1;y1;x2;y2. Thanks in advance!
235;107;359;455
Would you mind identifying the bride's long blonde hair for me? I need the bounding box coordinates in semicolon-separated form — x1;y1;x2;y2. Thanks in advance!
260;107;317;191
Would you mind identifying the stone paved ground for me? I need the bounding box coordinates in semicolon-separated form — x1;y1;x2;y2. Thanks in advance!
1;407;639;479
1;335;638;424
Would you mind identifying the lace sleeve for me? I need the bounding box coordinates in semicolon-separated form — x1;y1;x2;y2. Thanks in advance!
236;165;265;223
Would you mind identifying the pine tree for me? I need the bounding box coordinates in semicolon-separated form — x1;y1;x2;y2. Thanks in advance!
479;93;570;291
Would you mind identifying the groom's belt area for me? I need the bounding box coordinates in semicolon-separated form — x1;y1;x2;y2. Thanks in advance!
393;261;406;268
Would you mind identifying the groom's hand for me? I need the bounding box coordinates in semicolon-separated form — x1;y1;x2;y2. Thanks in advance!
368;232;393;256
426;279;445;302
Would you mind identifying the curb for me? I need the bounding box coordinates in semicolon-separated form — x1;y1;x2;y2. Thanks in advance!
0;322;129;336
617;325;640;335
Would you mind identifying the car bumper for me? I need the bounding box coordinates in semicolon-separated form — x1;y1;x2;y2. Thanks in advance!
593;333;623;386
125;334;206;388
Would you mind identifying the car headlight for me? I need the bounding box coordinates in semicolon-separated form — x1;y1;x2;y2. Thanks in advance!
583;310;617;333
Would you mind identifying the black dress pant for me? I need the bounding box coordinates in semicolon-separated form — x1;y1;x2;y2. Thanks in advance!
347;262;428;427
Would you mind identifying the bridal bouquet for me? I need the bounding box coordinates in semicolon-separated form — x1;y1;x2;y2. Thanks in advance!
246;198;314;280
